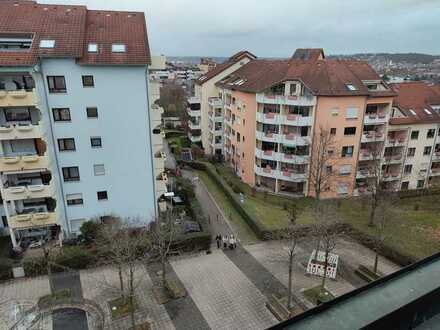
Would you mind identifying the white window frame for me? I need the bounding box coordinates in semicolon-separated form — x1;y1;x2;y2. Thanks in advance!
94;164;105;176
111;43;126;53
346;107;358;119
88;43;98;53
39;39;55;48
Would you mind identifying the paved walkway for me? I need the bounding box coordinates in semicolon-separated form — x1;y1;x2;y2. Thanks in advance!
146;261;210;330
171;250;277;330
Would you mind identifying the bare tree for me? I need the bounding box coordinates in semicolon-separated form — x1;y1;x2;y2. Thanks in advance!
308;126;336;201
98;217;148;329
147;209;177;289
285;230;299;311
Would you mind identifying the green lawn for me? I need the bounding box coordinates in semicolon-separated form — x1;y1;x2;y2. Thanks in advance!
197;171;258;244
200;163;440;260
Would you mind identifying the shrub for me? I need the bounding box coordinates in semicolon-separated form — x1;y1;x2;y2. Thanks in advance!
0;258;13;281
23;256;47;277
55;246;94;270
176;177;195;200
232;184;243;194
80;220;100;244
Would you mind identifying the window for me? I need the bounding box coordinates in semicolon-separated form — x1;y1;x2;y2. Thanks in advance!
97;190;108;201
82;75;94;87
62;166;80;182
52;108;71;122
411;130;419;140
58;138;76;151
344;127;356;135
346;107;358;119
326;165;333;174
401;181;409;190
337;183;349;195
88;43;98;53
345;84;357;91
427;129;435;139
94;164;105;176
341;146;354;158
87;107;98;118
66;193;83;206
404;164;412;174
339;164;352;175
407;147;416;157
39;39;55;48
1;216;7;228
243;119;245;126
330;128;337;135
289;84;297;95
237;133;240;142
47;76;66;93
91;137;102;148
5;108;30;121
331;108;339;116
423;146;432;155
417;180;425;189
112;44;126;53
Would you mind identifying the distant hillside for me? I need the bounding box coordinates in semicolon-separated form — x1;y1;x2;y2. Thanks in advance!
333;53;440;64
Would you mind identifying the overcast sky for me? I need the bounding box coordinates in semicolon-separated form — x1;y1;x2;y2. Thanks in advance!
41;0;440;57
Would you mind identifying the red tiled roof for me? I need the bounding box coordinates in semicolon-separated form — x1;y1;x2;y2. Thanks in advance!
389;82;440;125
194;50;257;85
217;56;390;97
0;0;150;66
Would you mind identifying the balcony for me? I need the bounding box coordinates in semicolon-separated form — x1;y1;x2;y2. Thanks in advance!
282;114;313;126
188;121;201;130
0;89;37;107
255;148;278;161
0;155;49;172
0;124;42;140
150;104;164;127
2;183;55;201
359;150;374;161
255;165;277;179
430;168;440;176
256;93;315;106
189;134;201;143
282;134;310;146
382;171;401;181
386;131;407;146
187;107;201;117
361;131;385;143
256;112;280;125
364;113;388;125
255;148;309;164
384;154;404;164
8;211;58;230
208;97;223;108
256;131;281;143
432;151;440;162
254;165;307;182
356;168;373;179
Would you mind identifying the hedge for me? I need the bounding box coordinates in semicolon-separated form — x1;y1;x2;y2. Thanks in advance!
174;231;212;252
0;258;13;281
398;186;440;199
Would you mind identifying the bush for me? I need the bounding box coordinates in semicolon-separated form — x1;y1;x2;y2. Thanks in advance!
23;256;47;277
176;176;195;200
0;258;13;281
232;184;243;194
55;246;94;270
80;220;100;244
174;231;212;251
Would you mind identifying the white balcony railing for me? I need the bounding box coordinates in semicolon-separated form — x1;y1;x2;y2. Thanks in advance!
2;183;55;201
0;89;38;107
188;121;201;130
256;93;316;106
8;211;58;230
0;155;50;172
256;112;313;126
189;134;202;143
0;124;42;140
363;113;388;125
208;97;223;108
254;148;309;164
254;165;307;182
361;131;385;143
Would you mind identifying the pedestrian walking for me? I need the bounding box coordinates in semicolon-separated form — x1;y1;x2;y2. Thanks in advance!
231;234;237;249
215;234;221;249
222;235;228;248
229;235;234;250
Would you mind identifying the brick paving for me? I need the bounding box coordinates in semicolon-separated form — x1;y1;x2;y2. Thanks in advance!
146;261;210;330
171;250;277;330
80;266;175;330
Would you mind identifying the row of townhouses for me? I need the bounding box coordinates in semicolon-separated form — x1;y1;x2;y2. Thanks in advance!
189;49;440;198
0;1;165;247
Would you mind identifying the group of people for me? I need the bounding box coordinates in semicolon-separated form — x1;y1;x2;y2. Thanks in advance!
215;234;237;250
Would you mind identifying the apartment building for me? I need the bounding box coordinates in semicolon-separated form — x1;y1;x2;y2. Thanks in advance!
193;51;257;156
386;82;440;190
0;1;158;247
215;49;399;198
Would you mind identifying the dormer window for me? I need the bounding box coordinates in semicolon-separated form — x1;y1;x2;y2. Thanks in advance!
424;108;432;115
0;33;33;51
346;84;357;91
88;43;98;53
289;84;298;95
111;43;126;53
39;39;55;48
409;109;417;116
366;84;377;90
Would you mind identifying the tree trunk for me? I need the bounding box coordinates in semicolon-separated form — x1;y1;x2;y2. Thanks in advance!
129;265;136;330
287;252;293;310
118;264;125;297
373;251;379;274
314;237;321;261
161;256;166;289
369;194;377;227
320;249;329;293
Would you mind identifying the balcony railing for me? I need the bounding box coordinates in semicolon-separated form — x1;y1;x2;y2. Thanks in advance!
256;93;315;106
430;168;440;176
256;112;313;126
2;183;55;201
188;121;201;130
0;124;42;140
8;211;58;230
363;113;388;125
0;155;49;172
255;148;309;164
189;134;201;143
186;107;201;117
0;89;38;107
254;165;307;182
361;131;385;143
208;97;223;108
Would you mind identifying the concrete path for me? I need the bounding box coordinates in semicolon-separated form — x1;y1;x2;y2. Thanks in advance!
171;250;277;330
146;261;210;330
